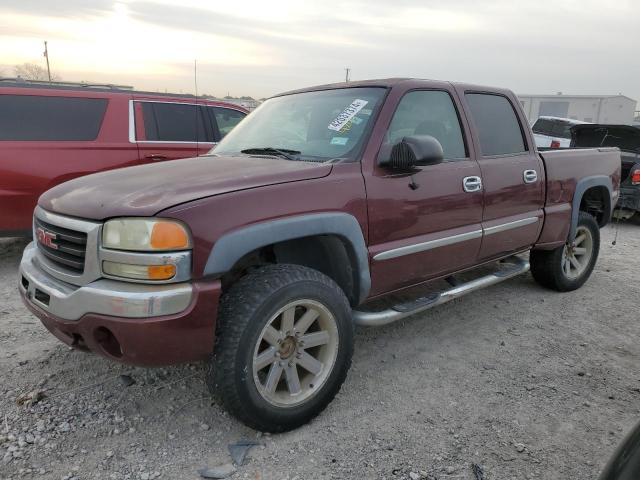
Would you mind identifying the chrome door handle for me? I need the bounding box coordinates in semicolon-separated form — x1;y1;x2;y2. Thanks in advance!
523;169;538;183
463;176;482;193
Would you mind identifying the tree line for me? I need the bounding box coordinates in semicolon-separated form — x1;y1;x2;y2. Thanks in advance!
0;63;60;81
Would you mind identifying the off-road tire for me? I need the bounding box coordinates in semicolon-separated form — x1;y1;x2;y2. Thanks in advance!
530;211;600;292
206;264;354;432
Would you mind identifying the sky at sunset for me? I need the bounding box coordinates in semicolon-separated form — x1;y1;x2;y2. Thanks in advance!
1;0;639;101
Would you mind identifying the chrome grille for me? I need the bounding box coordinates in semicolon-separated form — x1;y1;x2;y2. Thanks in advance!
35;217;87;273
33;206;102;287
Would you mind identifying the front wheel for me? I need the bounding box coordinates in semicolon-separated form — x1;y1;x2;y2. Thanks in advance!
207;264;354;432
530;211;600;292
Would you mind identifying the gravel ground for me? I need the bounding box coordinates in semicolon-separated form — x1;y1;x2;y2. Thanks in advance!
1;222;639;480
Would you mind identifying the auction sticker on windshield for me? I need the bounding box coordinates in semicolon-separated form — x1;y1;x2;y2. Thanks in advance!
328;99;368;132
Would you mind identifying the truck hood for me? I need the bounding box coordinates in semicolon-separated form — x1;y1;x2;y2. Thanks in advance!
39;155;332;220
571;124;640;153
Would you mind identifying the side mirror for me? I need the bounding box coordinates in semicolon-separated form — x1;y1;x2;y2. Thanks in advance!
380;135;444;170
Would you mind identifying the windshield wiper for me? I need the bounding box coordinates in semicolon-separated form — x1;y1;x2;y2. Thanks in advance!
240;147;301;160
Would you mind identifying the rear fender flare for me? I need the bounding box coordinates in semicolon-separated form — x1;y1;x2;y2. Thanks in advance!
569;175;613;240
203;213;371;304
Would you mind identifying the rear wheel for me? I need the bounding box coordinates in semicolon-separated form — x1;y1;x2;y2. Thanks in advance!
530;211;600;292
207;264;354;432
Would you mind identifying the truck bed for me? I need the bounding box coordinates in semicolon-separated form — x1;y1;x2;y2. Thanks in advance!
534;147;621;247
540;147;621;192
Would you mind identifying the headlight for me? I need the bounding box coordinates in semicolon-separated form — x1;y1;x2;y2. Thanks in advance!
102;219;191;252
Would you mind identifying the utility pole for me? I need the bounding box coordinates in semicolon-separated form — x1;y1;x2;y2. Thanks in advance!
43;41;51;82
344;68;350;83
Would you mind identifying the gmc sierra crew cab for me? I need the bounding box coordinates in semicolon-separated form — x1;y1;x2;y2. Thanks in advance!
19;78;620;432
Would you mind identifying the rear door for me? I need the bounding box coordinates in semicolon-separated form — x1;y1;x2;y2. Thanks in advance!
133;99;215;162
459;90;545;260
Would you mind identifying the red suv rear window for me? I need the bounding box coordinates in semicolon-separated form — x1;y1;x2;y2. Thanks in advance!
0;94;107;141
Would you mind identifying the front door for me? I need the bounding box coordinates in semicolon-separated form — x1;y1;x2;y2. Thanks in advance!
460;91;545;259
364;88;484;297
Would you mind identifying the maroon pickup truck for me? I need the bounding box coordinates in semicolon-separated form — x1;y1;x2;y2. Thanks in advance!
19;78;620;432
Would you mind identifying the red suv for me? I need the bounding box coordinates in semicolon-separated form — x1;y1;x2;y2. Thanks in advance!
0;81;248;237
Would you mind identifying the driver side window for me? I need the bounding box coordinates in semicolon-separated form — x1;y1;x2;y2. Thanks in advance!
387;90;467;160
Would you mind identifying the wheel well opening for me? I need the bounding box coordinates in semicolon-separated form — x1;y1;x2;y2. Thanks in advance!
221;235;360;306
579;186;610;227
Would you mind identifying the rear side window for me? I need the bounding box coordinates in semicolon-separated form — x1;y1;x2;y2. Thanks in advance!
465;93;527;156
533;119;573;139
549;121;572;139
532;118;552;135
211;107;245;139
140;102;211;142
0;95;107;141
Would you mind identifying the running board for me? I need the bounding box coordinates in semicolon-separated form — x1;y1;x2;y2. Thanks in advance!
352;256;530;327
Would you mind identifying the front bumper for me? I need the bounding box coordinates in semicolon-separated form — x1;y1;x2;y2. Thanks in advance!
19;242;221;365
618;185;640;212
20;242;193;320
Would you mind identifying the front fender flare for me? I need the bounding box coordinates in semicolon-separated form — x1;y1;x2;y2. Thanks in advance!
203;213;371;304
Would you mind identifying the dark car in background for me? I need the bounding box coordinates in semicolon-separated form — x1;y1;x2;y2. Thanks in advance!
571;124;640;219
0;81;247;237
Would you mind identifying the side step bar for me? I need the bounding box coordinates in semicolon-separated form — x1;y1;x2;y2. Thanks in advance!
352;256;530;327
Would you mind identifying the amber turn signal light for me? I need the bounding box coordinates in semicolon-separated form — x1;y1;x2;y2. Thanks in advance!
150;222;190;250
147;264;177;280
103;261;177;281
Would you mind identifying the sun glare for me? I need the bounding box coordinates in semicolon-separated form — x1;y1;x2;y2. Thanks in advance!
0;2;275;79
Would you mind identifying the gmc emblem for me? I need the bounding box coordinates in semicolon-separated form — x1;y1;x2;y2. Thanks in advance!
36;227;58;250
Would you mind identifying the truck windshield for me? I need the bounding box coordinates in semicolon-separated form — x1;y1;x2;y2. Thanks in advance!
211;87;386;162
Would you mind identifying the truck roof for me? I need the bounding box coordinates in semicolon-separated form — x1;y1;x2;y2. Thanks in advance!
537;116;590;125
274;77;512;98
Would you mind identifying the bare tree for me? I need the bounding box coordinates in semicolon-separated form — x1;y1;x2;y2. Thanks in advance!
14;63;60;81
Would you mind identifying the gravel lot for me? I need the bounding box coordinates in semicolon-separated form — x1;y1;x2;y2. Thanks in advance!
1;222;639;480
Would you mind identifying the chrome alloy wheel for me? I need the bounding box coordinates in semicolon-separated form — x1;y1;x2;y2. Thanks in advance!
562;225;594;280
252;299;339;407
